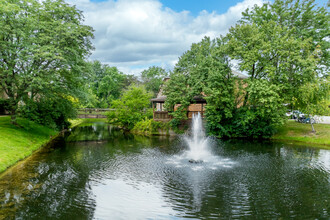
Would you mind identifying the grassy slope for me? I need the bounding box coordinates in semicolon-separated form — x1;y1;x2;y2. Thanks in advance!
0;116;57;173
272;120;330;147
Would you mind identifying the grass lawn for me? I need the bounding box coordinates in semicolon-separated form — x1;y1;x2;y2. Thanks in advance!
272;120;330;147
0;116;57;173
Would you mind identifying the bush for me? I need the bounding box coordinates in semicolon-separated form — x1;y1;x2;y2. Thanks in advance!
20;98;77;130
0;99;10;114
206;80;286;138
107;85;153;130
132;118;170;135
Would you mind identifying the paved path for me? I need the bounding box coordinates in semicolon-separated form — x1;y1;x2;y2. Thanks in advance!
315;116;330;124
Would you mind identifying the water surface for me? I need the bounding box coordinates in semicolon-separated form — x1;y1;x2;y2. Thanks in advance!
0;122;329;219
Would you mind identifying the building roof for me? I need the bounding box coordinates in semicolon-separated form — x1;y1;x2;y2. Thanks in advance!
232;70;248;79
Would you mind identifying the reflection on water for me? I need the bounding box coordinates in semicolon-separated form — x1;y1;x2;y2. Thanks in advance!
0;122;329;219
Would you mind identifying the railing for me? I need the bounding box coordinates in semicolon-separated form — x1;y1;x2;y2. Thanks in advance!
77;108;114;119
154;111;172;121
187;111;205;119
78;108;113;113
154;111;205;121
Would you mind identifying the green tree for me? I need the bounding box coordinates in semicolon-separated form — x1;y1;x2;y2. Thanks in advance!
241;0;329;75
164;37;241;135
165;35;286;138
164;36;217;116
294;78;330;132
232;80;285;138
0;0;94;124
87;61;125;108
141;66;168;96
123;74;140;88
227;0;329;105
107;85;152;130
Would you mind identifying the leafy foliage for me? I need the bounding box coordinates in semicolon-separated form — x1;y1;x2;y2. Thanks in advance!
164;34;288;138
228;0;328;105
164;37;224;120
20;96;77;130
0;0;94;124
85;61;126;108
132;118;170;135
106;86;153;130
226;0;329;132
141;66;168;96
0;98;10;114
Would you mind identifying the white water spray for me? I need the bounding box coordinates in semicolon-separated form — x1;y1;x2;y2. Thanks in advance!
184;113;211;162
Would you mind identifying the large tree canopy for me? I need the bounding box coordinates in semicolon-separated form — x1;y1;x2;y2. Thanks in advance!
0;0;94;123
227;0;329;132
227;0;329;104
163;0;329;137
164;37;239;133
85;61;125;108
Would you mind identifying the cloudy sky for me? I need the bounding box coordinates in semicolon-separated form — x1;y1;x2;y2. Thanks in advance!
66;0;328;75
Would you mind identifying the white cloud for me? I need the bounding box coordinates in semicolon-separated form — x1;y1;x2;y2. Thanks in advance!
67;0;265;75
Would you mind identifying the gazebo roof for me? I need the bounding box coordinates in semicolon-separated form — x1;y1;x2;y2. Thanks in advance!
150;96;167;103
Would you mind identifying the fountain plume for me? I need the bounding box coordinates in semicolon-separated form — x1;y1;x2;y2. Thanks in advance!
184;113;211;162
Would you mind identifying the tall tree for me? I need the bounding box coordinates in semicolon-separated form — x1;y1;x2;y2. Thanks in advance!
0;0;94;124
88;61;125;108
141;66;168;96
164;37;240;135
227;0;329;105
241;0;329;75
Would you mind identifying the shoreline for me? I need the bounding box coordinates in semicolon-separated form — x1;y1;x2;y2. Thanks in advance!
1;118;329;174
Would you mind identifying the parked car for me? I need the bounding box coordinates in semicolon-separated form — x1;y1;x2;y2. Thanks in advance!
286;110;292;117
289;110;304;120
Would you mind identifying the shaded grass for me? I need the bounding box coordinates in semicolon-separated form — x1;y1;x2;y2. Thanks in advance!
272;120;330;148
0;116;57;173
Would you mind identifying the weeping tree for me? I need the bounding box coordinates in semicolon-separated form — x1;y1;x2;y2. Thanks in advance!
294;79;330;132
0;0;94;124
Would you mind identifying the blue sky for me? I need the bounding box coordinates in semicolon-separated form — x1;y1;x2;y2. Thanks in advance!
69;0;328;75
90;0;328;15
159;0;249;15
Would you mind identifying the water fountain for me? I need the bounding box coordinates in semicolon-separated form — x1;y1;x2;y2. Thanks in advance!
166;112;235;170
184;112;212;163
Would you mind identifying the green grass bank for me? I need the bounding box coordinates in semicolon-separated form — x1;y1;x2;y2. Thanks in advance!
0;116;57;173
272;120;330;147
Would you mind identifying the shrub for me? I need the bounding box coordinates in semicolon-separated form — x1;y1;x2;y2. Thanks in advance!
20;97;77;130
107;85;153;130
0;99;10;114
132;118;170;135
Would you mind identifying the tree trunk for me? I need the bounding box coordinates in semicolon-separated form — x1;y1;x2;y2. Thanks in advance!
10;112;18;126
9;100;19;126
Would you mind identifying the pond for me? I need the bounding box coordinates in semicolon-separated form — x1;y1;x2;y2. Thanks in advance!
0;122;329;219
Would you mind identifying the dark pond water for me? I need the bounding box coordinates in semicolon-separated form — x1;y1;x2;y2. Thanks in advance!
0;122;329;219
